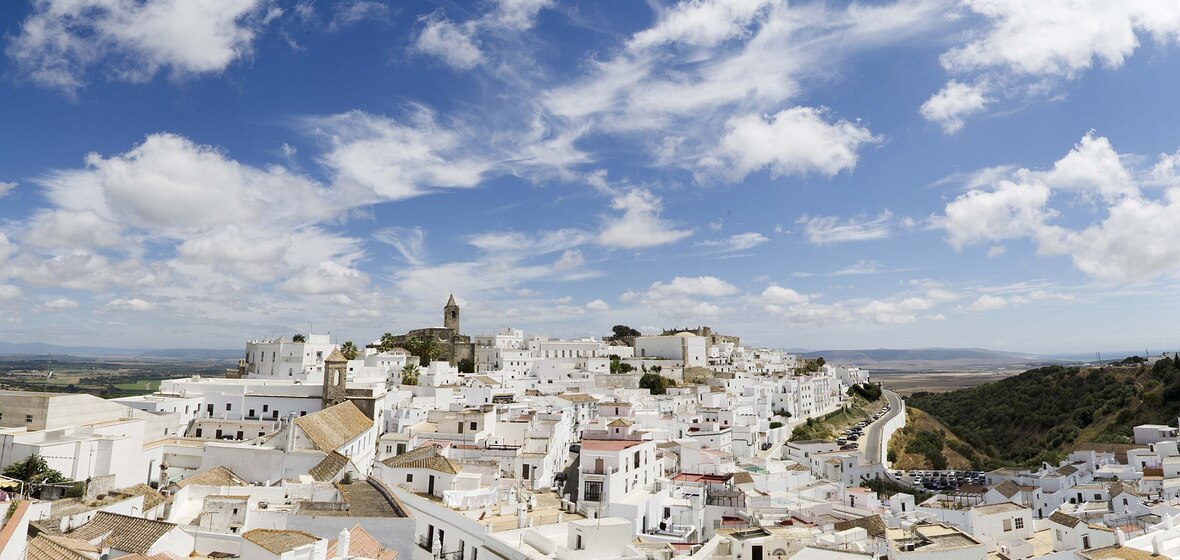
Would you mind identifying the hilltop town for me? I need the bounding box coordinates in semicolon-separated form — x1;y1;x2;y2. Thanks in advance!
1;297;1178;560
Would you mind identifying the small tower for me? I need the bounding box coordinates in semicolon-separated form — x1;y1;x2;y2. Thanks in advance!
323;347;348;408
444;294;460;333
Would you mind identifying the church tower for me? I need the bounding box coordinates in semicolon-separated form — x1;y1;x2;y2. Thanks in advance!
322;347;348;408
444;294;460;333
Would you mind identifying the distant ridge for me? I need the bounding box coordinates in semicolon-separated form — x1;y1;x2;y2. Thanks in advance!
0;341;239;360
798;347;1046;370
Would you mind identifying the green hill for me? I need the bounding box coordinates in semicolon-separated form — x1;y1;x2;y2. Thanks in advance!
907;359;1180;467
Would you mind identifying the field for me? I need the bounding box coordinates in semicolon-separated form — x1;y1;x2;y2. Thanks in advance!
0;356;231;398
874;370;1024;396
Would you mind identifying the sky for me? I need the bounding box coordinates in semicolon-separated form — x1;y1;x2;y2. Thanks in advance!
2;0;1180;354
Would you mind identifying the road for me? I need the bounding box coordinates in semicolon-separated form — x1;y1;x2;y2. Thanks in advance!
862;389;903;465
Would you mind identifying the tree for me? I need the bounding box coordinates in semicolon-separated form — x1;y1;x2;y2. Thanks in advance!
378;332;397;353
639;373;674;395
340;341;359;360
457;358;475;374
292;334;306;343
769;421;784;430
400;364;421;386
815;357;826;367
610;325;641;338
3;455;67;489
406;335;443;366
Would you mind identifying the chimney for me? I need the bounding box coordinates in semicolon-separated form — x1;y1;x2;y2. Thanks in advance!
518;502;529;529
337;528;351;560
286;412;298;451
1153;534;1164;556
1167;513;1176;530
1116;529;1126;547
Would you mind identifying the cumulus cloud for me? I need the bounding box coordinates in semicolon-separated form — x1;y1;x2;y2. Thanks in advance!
760;285;810;306
935;133;1180;282
858;297;935;325
585;299;611;312
415;15;483;70
702;108;878;181
597;189;692;249
621;276;739;320
798;212;895;245
0;182;15;198
926;0;1180;131
6;0;277;95
309;109;493;201
920;80;989;134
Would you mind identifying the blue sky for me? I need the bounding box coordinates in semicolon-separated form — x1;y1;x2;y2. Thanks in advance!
2;0;1180;353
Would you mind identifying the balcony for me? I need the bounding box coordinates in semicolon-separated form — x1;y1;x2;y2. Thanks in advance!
416;536;434;552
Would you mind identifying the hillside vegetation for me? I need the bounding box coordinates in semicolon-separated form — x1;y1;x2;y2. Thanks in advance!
908;360;1180;467
887;408;985;470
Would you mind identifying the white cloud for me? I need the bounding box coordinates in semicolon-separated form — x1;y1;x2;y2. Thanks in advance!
798;212;894;245
0;285;20;299
374;227;428;267
415;15;483;70
929;0;1180;130
696;232;769;252
491;0;553;30
41;297;80;310
760;285;809;305
0;234;14;264
858;297;935;325
986;245;1007;258
779;302;852;326
920;80;989;134
310;109;493;201
968;294;1008;311
644;276;739;299
106;298;155;312
7;0;277;94
628;0;774;50
0;182;15;198
935;134;1180;282
937;179;1054;250
327;1;390;32
585;299;610;312
703;107;878;181
833;260;885;276
598;189;692;249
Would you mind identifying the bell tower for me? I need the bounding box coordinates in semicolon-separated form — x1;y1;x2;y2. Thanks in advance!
323;347;348;408
444;294;460;333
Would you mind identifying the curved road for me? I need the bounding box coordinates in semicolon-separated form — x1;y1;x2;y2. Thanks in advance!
862;389;903;465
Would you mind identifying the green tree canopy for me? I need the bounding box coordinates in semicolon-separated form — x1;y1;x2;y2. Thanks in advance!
3;455;67;487
611;325;641;338
292;334;306;343
340;341;359;360
400;364;421;386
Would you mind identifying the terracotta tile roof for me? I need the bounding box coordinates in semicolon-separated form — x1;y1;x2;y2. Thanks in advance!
327;525;397;560
1049;511;1082;528
834;514;886;538
294;401;373;451
26;535;97;560
556;393;598;403
175;466;248;489
731;471;754;485
1055;464;1079;476
1079;545;1159;559
309;451;351;482
992;479;1022;498
581;439;644;451
381;444;460;474
473;376;501;386
67;512;178;554
607;418;634;427
117;483;167;511
243;529;321;555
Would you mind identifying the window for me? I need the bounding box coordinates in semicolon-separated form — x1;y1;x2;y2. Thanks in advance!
232;508;239;515
1082;536;1090;549
1003;519;1012;531
470;421;478;430
1015;518;1024;529
226;403;232;411
195;428;203;437
249;409;255;418
583;481;603;502
263;404;269;412
1055;529;1063;541
25;415;32;423
407;474;414;483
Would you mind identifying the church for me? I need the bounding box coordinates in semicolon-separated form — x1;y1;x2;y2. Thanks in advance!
380;295;475;365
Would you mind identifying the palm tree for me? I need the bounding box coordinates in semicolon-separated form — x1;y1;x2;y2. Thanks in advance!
378;332;397;353
400;364;420;386
340;341;359;360
292;334;306;343
414;335;443;366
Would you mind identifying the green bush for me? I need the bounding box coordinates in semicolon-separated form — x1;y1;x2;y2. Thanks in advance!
769;421;783;430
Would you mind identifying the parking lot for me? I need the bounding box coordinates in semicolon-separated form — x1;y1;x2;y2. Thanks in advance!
890;469;987;492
